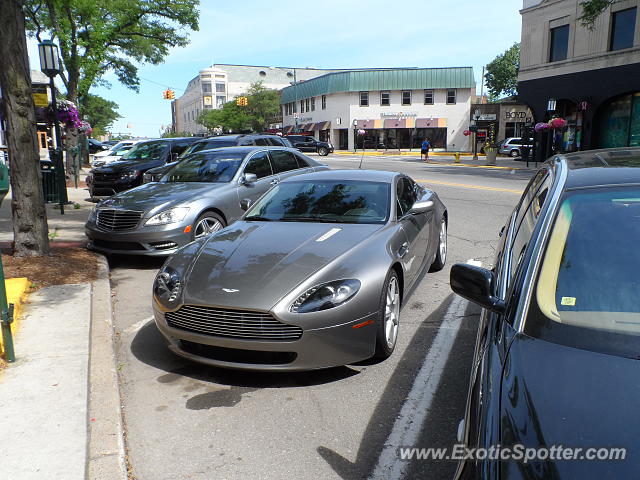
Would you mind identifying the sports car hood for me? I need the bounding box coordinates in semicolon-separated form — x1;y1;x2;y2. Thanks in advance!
182;221;383;310
99;182;226;215
500;334;638;479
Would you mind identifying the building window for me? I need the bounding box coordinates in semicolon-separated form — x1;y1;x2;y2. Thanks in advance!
293;101;297;113
216;96;226;108
300;100;305;113
402;91;411;106
424;89;434;105
360;91;369;107
305;98;310;112
549;24;570;62
322;95;326;110
380;91;390;106
215;83;225;93
446;89;457;104
202;82;212;93
610;7;637;51
311;97;315;111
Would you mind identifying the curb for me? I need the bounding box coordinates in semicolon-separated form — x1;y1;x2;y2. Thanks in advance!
1;278;30;355
87;255;127;480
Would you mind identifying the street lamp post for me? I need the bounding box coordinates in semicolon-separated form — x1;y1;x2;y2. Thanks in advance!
38;39;68;215
472;109;480;161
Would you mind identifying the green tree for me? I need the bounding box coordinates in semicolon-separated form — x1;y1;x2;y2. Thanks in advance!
484;43;520;99
198;82;281;133
0;0;50;256
25;0;200;104
579;0;618;28
80;94;120;137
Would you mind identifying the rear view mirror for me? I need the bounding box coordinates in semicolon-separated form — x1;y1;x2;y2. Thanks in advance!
242;173;258;185
450;263;506;314
240;198;252;211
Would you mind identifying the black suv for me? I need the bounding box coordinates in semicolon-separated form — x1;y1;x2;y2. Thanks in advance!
285;135;333;156
87;137;199;197
142;134;294;183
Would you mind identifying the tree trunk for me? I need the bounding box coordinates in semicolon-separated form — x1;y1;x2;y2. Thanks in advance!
0;0;50;256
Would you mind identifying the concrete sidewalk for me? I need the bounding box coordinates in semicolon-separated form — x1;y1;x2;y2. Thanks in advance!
0;259;125;480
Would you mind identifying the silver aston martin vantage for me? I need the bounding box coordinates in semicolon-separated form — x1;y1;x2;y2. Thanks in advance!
152;169;448;371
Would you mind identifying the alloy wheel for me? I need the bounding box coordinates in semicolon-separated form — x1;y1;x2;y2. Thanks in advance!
439;220;447;265
384;277;400;349
194;217;223;238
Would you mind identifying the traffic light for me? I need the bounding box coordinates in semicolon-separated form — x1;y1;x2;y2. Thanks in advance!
236;96;248;106
163;89;175;100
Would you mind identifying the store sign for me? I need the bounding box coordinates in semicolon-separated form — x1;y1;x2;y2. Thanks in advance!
33;92;49;107
478;114;496;121
505;111;528;120
380;112;417;118
300;117;313;122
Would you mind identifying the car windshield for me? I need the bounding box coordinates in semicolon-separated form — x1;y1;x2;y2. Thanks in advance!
120;141;168;161
177;139;237;159
245;180;390;224
163;150;245;183
527;186;640;358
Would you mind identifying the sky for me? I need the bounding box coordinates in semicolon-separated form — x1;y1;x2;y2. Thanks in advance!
27;0;523;138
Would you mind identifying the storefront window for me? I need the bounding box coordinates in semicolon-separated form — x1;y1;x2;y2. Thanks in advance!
599;93;640;148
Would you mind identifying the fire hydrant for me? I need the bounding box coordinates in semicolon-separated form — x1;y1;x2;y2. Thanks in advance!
454;152;461;163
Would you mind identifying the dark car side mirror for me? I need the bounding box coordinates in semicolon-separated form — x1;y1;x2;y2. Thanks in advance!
242;173;258;185
450;263;506;314
240;198;252;211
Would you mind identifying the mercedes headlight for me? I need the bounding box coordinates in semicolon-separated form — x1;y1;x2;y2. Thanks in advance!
290;279;361;313
88;206;97;222
145;207;189;226
154;265;183;304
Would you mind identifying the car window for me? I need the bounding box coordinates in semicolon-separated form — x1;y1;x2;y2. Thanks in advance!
120;141;169;161
281;138;293;148
306;137;315;142
512;138;522;144
526;187;640;358
266;137;284;146
396;177;418;217
237;137;255;146
294;153;310;168
245;180;391;224
164;151;245;183
244;151;273;179
270;150;299;173
254;138;269;146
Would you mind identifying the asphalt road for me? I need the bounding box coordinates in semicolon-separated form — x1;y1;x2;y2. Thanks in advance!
108;154;534;480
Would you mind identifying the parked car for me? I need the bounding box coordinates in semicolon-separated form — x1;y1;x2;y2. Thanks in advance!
86;137;199;197
91;139;147;167
498;137;533;158
85;146;328;256
88;138;108;154
451;147;640;480
142;134;295;183
151;169;448;370
285;135;334;156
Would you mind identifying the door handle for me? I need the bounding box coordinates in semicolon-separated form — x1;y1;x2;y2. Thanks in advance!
398;242;409;258
270;179;279;186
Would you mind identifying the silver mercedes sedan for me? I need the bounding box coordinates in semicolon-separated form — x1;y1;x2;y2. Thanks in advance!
152;169;448;371
85;147;328;256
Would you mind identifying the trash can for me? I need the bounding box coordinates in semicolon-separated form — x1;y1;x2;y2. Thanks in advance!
0;161;9;208
40;160;60;203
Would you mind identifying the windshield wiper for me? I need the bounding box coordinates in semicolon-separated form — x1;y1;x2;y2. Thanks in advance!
280;216;341;223
244;215;272;221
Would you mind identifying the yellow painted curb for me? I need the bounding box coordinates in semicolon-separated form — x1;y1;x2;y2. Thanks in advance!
1;278;30;355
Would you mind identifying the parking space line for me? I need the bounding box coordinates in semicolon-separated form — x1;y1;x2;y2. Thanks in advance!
370;262;475;479
416;179;523;195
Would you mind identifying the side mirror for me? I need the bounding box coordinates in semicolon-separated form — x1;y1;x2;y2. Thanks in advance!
409;200;434;215
450;263;506;314
242;173;258;185
240;198;252;211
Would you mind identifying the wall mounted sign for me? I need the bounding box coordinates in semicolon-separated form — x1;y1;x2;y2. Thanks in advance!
380;112;418;118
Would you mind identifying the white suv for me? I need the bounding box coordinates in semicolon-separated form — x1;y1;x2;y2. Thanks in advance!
90;139;148;167
498;137;533;158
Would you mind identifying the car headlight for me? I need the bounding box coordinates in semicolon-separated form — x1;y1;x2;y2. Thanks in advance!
88;206;97;222
145;207;190;226
154;265;183;304
290;279;361;313
119;170;140;180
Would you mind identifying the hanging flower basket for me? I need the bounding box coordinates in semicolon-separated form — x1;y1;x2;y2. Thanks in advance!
534;122;550;132
548;117;567;130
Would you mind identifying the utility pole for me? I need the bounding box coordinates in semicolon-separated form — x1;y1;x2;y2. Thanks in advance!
480;66;485;103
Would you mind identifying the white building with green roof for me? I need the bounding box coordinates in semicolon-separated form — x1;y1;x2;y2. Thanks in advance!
280;67;475;151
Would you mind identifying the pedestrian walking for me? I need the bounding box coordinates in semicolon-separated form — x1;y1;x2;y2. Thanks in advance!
421;138;431;161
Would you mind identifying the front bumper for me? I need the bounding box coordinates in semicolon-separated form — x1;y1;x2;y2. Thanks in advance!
85;221;192;256
153;304;378;371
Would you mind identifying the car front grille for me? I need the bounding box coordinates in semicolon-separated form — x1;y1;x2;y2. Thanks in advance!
166;305;303;341
93;172;119;183
96;208;143;231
